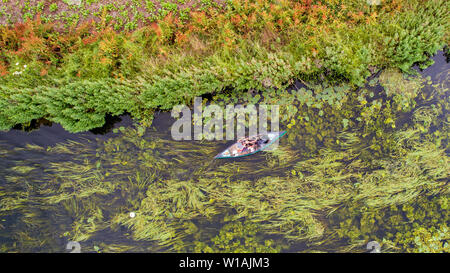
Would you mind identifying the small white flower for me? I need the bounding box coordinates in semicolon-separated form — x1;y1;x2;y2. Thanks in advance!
15;62;19;66
129;212;136;218
23;65;27;68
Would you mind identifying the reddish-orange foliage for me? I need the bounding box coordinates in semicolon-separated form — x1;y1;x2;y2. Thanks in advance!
82;36;98;46
40;67;48;76
191;11;207;30
302;0;313;9
231;14;242;27
0;62;8;76
175;31;188;46
0;0;382;76
0;15;57;64
150;22;162;37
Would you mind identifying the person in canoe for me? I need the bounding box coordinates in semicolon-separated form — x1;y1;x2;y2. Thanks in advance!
215;131;286;159
237;134;269;154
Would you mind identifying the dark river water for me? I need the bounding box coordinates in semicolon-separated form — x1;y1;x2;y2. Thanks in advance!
0;51;448;253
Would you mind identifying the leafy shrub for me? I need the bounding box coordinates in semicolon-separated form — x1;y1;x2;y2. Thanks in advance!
0;85;46;130
0;79;143;132
381;0;449;71
140;66;223;109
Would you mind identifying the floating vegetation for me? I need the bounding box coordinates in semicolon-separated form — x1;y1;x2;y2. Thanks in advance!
193;221;283;253
327;194;450;253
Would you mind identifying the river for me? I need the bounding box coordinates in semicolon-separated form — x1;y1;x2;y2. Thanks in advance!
0;51;448;253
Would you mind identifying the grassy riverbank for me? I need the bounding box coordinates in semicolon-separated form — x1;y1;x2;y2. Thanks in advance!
0;0;448;132
0;0;448;253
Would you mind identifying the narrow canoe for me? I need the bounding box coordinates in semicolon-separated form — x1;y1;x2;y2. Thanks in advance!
214;131;286;159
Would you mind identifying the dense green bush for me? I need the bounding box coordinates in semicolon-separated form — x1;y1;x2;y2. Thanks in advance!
0;80;143;132
381;0;449;71
0;85;46;130
140;66;223;110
